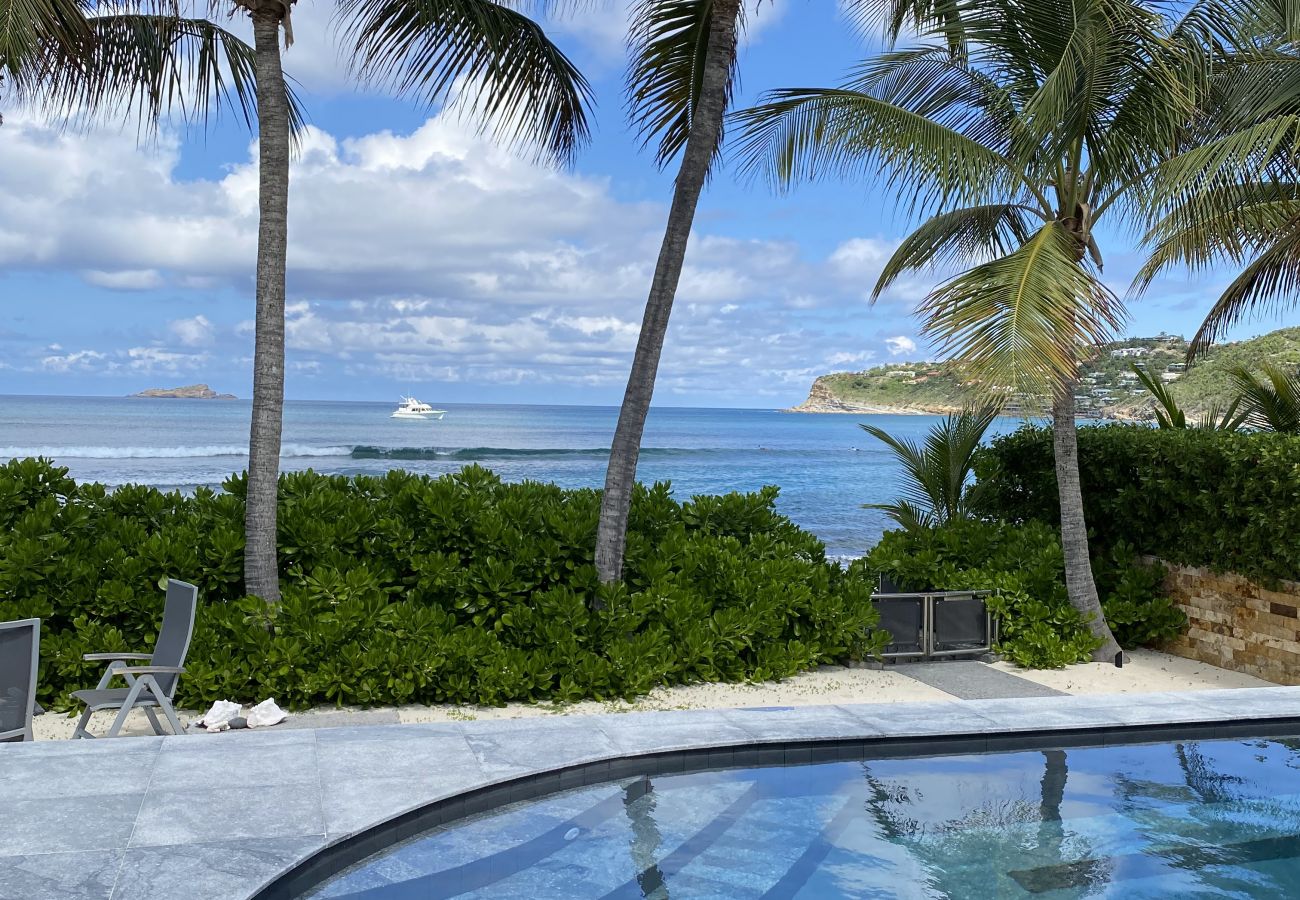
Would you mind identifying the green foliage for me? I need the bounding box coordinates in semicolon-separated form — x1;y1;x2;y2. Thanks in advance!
860;406;998;529
1231;363;1300;433
975;424;1300;585
0;458;886;712
862;520;1186;668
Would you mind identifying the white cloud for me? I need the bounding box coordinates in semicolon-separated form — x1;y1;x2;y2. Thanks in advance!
0;108;932;403
829;237;894;280
83;269;164;291
169;315;215;347
886;335;917;356
41;350;107;372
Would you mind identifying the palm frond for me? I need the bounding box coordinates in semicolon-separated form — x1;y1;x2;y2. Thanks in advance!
841;0;968;53
917;222;1124;399
1231;363;1300;432
1198;396;1247;431
1132;363;1187;428
861;404;998;527
1137;182;1300;287
732;85;1023;211
874;202;1042;299
341;0;593;166
6;11;302;132
626;0;741;169
1187;214;1300;357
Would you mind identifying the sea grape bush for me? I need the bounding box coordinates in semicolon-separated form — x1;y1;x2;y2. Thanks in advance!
0;458;886;711
974;425;1300;585
860;520;1186;667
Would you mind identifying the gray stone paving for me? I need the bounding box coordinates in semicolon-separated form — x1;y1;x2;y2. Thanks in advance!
3;686;1300;900
893;660;1067;699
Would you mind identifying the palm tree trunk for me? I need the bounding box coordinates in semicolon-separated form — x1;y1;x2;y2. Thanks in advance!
594;0;741;585
1051;384;1120;660
244;7;290;605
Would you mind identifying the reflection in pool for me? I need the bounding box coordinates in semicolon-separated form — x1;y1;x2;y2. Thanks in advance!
306;735;1300;898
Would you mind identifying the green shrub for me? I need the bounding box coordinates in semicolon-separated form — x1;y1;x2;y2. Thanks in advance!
0;458;886;711
860;520;1186;668
974;425;1300;585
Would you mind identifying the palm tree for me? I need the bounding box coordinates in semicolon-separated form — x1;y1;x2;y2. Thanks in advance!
1;0;271;129
732;0;1214;660
593;0;743;584
1132;364;1246;429
235;0;593;603
1232;363;1300;431
861;405;997;530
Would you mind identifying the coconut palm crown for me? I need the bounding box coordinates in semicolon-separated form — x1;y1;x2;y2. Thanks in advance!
733;0;1215;659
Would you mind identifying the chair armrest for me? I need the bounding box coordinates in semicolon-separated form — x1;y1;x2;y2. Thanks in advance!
83;652;152;661
117;666;186;675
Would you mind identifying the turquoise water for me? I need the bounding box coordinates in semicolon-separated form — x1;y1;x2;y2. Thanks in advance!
306;735;1300;899
0;395;1021;558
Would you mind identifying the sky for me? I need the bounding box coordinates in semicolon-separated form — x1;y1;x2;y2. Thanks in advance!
1;1;1295;407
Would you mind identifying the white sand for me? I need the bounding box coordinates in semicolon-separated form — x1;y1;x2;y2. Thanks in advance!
31;650;1279;741
987;647;1275;694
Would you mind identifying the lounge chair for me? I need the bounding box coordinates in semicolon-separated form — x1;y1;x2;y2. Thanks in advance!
0;618;41;742
71;580;198;739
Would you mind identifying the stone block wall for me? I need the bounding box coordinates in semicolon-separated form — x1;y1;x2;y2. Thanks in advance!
1150;557;1300;684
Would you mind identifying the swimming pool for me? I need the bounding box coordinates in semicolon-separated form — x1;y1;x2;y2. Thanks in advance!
302;735;1300;898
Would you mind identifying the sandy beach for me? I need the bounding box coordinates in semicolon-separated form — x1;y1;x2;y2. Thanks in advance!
33;649;1275;740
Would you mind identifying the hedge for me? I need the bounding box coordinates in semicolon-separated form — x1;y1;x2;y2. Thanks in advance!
0;458;886;712
974;425;1300;585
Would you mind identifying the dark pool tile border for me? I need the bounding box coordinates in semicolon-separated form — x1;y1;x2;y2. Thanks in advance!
249;713;1300;900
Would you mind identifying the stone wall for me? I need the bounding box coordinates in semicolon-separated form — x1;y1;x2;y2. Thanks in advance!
1151;557;1300;684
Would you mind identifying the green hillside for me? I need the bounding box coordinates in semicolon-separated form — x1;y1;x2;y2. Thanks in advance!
791;326;1300;417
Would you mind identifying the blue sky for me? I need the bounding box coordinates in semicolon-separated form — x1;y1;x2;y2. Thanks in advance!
1;1;1294;406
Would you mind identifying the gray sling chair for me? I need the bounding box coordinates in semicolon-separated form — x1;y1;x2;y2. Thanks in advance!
71;580;198;739
0;618;41;742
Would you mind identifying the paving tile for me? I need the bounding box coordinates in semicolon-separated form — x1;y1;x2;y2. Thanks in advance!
0;849;120;900
0;747;158;802
586;709;755;756
315;732;479;782
0;794;144;855
719;705;882;742
840;699;999;737
464;722;617;777
321;775;477;837
312;722;465;743
159;729;315;753
1;736;164;758
896;661;1066;699
148;739;318;792
111;836;325;900
129;784;324;848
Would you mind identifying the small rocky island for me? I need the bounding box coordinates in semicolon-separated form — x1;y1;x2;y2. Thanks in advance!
130;384;237;400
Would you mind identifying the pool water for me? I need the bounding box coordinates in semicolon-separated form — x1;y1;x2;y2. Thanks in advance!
306;736;1300;898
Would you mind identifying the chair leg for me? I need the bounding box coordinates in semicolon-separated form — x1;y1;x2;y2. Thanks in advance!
104;681;148;738
71;706;97;739
156;698;186;736
143;708;164;735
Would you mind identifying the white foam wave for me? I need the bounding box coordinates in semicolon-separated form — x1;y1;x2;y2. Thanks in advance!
0;444;354;460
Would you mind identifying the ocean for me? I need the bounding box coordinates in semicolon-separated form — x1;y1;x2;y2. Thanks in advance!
0;395;1024;559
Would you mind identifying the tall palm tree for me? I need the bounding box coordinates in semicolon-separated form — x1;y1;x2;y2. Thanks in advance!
235;0;593;603
1;0;270;129
733;0;1213;659
593;0;743;584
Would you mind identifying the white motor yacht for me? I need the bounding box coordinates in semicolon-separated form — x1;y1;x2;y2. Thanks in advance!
390;397;446;420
